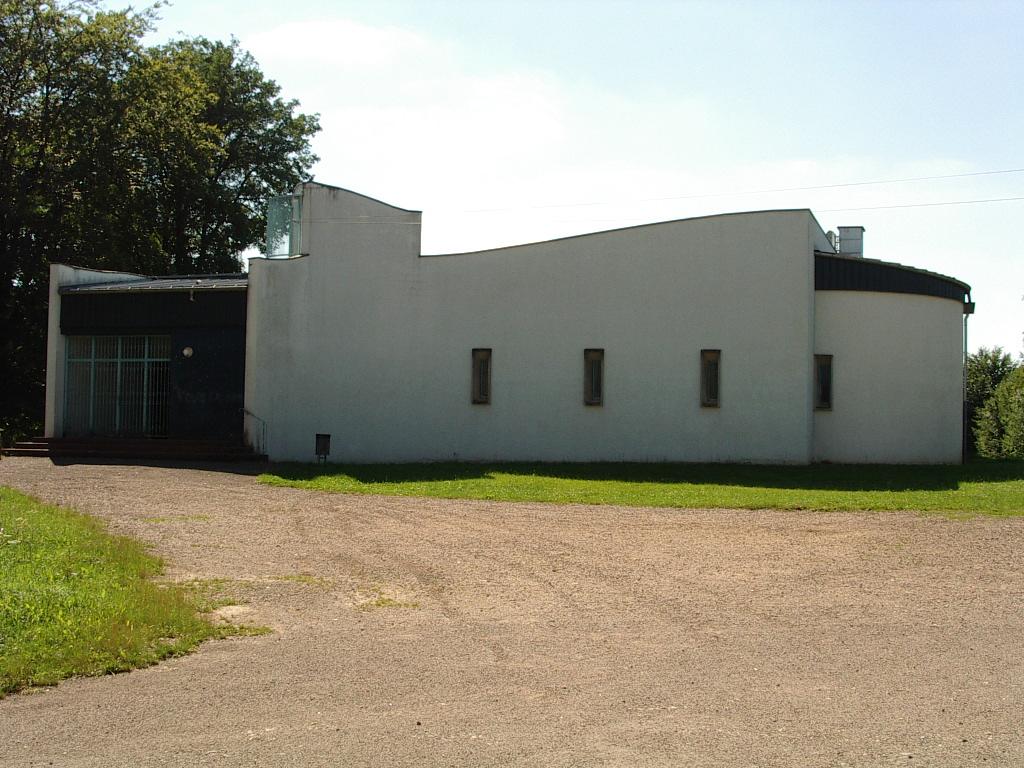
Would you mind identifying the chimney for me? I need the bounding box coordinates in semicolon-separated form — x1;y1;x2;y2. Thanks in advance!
837;226;865;258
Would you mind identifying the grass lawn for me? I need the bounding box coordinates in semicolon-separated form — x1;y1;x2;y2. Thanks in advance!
260;460;1024;516
0;488;258;697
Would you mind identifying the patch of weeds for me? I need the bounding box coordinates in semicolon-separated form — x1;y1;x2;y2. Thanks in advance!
178;577;245;612
354;584;419;611
143;514;211;524
361;596;419;610
217;624;271;638
932;509;982;521
175;579;271;637
0;488;262;698
273;573;332;588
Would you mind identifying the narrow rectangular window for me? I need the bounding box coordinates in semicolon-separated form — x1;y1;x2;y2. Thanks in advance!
584;348;604;406
814;354;833;410
701;349;721;407
472;348;491;404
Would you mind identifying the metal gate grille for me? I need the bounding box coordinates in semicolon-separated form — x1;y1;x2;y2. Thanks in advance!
64;335;171;437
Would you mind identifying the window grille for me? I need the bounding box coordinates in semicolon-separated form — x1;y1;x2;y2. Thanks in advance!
64;335;171;436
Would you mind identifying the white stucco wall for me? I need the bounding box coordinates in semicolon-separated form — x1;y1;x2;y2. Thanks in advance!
44;264;149;437
813;291;964;463
246;185;819;463
41;186;966;465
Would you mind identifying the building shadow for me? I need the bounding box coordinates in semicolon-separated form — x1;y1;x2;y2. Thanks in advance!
47;457;268;477
266;459;1024;492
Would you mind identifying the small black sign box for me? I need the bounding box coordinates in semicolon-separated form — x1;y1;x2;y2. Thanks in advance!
315;433;331;462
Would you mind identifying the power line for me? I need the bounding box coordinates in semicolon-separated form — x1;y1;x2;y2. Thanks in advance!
456;166;1024;214
817;195;1024;213
454;194;1024;230
267;191;1024;232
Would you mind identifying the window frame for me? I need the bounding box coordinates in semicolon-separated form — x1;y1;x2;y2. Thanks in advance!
583;348;604;406
700;349;721;408
814;354;833;411
471;348;491;405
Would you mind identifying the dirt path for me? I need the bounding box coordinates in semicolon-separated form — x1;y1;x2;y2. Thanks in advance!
1;457;1022;767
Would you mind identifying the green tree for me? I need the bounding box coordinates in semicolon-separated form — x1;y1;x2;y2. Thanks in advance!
146;38;320;274
964;347;1018;454
975;367;1024;459
0;1;319;441
1;2;144;441
966;347;1017;412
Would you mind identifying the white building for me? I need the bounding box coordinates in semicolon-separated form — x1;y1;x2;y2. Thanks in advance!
44;182;973;464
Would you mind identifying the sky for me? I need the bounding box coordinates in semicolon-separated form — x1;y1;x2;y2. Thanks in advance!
137;0;1022;355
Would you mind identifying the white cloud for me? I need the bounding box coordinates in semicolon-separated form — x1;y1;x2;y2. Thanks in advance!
245;18;448;74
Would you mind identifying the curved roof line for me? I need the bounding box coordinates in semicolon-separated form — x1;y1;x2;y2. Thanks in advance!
817;251;970;292
421;208;814;258
304;181;422;214
815;252;969;302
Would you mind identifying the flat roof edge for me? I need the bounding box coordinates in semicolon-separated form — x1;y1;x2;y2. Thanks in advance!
61;276;248;294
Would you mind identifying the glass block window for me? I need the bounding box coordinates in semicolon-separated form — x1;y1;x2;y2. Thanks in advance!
265;192;302;257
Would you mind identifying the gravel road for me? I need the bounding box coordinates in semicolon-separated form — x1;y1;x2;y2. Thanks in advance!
1;457;1022;767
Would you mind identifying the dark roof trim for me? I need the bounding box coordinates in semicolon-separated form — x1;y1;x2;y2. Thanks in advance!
815;253;969;302
61;274;247;294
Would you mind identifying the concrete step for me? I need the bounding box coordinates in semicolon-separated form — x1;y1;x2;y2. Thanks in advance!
2;437;266;463
25;437;253;449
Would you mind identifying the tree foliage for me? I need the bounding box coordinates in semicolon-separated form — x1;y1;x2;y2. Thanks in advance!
964;346;1018;455
0;0;319;439
966;347;1017;412
975;367;1024;459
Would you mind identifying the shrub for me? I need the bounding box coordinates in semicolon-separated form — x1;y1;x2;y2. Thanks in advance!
975;367;1024;459
965;347;1018;454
